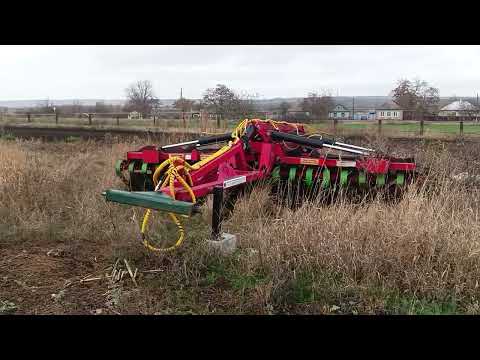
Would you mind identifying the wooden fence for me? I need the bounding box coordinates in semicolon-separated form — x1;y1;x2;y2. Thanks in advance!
0;111;223;133
331;118;476;137
1;111;477;138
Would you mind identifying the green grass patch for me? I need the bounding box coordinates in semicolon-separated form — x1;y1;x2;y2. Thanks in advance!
339;122;480;135
0;132;16;141
385;294;458;315
202;255;268;292
65;136;81;143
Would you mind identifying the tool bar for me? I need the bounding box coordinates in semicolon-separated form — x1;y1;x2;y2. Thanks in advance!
333;141;375;152
161;133;233;149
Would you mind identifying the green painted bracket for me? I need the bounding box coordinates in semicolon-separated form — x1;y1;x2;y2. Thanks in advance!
102;189;194;216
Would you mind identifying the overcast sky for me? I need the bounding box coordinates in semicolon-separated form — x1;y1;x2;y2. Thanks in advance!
0;45;479;100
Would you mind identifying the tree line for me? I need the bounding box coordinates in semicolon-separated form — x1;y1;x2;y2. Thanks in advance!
27;78;472;121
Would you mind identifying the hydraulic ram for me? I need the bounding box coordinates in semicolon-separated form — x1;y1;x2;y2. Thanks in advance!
270;131;368;155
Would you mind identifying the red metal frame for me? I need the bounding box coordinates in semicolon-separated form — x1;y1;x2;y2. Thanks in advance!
123;120;417;201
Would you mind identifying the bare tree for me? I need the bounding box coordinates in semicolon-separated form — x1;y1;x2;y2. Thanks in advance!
391;78;439;119
95;101;108;113
202;84;240;126
301;91;334;120
35;98;54;113
278;101;290;120
173;98;195;113
457;100;478;120
125;80;158;118
236;91;259;118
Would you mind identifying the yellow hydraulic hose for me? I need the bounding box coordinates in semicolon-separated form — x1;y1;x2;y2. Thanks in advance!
140;119;303;252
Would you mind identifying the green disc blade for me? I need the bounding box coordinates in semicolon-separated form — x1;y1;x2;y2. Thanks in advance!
321;168;330;188
376;174;386;187
305;168;314;187
288;167;297;182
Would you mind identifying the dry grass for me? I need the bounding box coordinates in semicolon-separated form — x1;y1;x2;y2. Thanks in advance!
1;135;480;314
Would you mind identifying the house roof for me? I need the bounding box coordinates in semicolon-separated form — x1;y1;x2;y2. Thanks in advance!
440;100;477;111
332;104;349;111
377;102;402;110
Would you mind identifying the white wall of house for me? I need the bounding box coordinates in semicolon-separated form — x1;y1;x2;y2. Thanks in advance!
328;104;350;119
353;112;375;120
329;111;350;119
438;110;480;117
376;110;403;120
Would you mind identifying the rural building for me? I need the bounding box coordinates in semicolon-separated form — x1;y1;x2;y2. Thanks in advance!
328;104;350;120
128;111;143;120
376;103;403;120
438;100;478;117
352;109;376;120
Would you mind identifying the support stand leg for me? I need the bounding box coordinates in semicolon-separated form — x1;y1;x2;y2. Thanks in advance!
211;186;224;239
207;186;237;255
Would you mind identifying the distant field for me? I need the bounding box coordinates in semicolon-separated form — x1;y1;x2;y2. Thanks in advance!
0;115;229;134
1;114;479;138
311;120;480;137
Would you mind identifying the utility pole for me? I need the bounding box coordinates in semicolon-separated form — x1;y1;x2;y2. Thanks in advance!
477;93;479;122
180;88;186;129
352;96;355;120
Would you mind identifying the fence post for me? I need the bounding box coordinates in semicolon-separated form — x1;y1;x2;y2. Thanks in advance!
460;120;464;137
420;119;424;136
88;113;92;125
333;118;338;135
55;112;59;125
201;111;207;133
378;119;382;135
116;116;120;126
27;113;31;123
153;115;156;126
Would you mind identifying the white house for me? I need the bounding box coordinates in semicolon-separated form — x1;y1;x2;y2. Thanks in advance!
128;111;143;120
376;103;403;120
438;100;478;117
352;109;376;120
328;104;350;120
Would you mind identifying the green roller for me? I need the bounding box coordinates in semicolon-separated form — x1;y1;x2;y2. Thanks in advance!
376;174;386;187
128;161;135;174
271;166;281;182
396;172;405;186
340;169;349;187
140;162;149;174
358;171;366;186
288;167;297;182
115;160;123;177
321;168;330;188
305;168;314;187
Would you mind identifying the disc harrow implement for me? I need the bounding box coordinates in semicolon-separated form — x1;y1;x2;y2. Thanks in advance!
103;119;417;252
